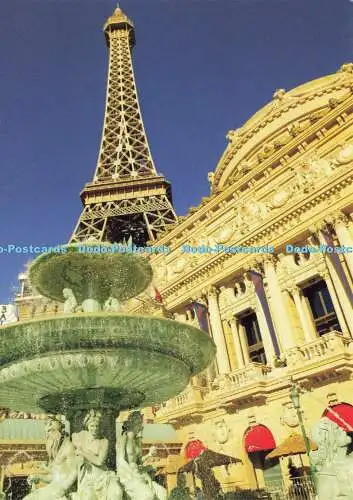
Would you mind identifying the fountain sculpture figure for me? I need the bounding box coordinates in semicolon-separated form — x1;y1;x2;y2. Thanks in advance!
311;417;353;498
0;244;216;499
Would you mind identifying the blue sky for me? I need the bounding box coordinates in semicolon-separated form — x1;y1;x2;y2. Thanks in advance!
0;0;352;303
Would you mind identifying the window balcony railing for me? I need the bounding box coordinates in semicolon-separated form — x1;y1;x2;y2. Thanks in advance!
155;384;206;418
210;362;271;392
286;331;352;367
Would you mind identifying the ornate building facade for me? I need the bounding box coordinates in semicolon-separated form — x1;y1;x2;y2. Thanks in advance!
147;63;353;492
7;5;353;497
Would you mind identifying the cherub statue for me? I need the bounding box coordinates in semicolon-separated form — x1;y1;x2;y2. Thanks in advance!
63;288;78;314
104;297;121;312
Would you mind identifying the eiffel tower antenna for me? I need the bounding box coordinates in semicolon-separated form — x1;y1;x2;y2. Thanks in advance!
70;6;177;246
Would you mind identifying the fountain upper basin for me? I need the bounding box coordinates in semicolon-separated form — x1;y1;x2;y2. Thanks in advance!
28;245;153;304
0;314;216;413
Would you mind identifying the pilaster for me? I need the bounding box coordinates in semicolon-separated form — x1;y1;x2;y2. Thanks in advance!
245;258;281;359
286;283;317;342
254;294;276;363
206;286;231;374
326;211;353;281
225;313;245;369
262;255;297;350
311;224;353;335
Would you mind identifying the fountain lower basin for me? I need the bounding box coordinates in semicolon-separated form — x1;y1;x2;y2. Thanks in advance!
0;313;215;413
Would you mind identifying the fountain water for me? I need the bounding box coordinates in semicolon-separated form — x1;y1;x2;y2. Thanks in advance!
0;244;216;499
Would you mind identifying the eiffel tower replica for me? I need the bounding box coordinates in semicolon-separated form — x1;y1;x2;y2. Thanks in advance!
71;6;177;245
15;6;177;316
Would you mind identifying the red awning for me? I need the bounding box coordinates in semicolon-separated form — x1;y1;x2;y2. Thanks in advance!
244;425;276;453
323;403;353;432
184;439;207;460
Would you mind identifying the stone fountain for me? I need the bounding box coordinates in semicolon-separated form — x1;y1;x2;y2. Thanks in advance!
0;243;215;499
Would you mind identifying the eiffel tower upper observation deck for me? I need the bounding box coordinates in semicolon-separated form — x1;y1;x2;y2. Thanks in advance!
70;6;177;246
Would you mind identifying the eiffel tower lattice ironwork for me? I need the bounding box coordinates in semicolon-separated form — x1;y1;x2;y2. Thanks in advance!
70;7;177;246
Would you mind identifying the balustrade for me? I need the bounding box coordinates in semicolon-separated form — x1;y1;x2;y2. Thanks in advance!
286;331;352;367
211;362;271;391
156;384;205;416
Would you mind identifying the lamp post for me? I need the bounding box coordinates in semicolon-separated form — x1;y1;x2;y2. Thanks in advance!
289;383;317;496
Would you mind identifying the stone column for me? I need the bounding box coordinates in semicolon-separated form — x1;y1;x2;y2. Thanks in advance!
263;256;296;349
227;315;245;369
238;319;251;365
207;286;231;374
254;295;276;363
246;261;281;360
289;285;317;342
327;212;353;280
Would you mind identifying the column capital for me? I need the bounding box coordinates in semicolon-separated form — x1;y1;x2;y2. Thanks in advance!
261;253;279;267
308;220;328;236
307;222;329;246
223;311;235;323
205;285;220;299
316;264;330;281
283;282;299;296
325;211;350;228
244;257;265;275
189;295;208;307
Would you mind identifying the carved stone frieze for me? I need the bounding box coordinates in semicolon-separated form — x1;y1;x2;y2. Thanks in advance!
171;256;192;275
218;286;236;310
238;160;257;175
225;143;352;237
268;188;291;209
212;224;236;244
333;143;353;165
154;141;353;304
235;200;270;232
151;262;168;287
292;156;334;195
212;64;353;192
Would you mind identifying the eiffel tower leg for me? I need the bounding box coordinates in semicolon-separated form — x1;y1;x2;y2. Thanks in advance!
70;214;108;243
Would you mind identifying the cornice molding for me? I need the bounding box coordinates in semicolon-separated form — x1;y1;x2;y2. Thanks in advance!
160;175;353;307
213;72;353;190
154;106;353;248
